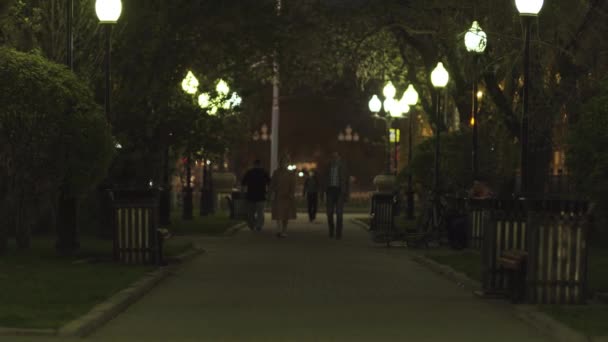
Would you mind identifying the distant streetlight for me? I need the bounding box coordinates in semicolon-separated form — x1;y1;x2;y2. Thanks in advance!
516;0;544;196
464;20;487;180
431;62;449;197
403;84;419;219
253;124;271;141
369;81;407;175
95;0;122;122
337;125;360;142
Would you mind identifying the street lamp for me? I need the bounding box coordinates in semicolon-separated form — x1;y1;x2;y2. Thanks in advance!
96;0;122;123
368;82;403;175
337;125;360;142
464;20;487;181
431;62;449;198
516;0;543;196
403;84;419;219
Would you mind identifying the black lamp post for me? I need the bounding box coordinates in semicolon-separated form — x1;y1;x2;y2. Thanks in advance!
159;132;172;226
464;21;487;181
430;62;450;198
368;81;406;175
95;0;122;123
200;158;214;216
403;85;419;219
515;0;544;196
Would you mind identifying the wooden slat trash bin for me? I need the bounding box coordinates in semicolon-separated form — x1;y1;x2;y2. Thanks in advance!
111;189;163;265
526;200;591;304
370;193;396;246
467;199;495;249
227;190;248;220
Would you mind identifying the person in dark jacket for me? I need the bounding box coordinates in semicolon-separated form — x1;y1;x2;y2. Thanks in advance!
321;152;349;239
241;159;271;231
303;170;320;222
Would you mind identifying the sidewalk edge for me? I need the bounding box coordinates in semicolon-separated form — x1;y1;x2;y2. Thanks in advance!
57;243;210;338
410;252;590;342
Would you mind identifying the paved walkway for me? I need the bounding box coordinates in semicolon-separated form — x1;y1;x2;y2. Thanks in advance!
9;214;551;342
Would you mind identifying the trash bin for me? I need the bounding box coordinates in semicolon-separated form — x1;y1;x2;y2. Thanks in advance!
230;190;248;220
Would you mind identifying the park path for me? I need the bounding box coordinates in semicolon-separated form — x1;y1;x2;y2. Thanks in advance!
6;214;551;342
87;214;550;342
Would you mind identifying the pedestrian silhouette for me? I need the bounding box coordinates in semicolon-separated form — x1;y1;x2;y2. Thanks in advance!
241;159;271;231
270;154;297;238
322;152;349;239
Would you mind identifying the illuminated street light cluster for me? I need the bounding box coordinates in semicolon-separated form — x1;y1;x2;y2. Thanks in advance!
252;124;271;141
368;81;411;119
338;125;360;142
181;70;242;116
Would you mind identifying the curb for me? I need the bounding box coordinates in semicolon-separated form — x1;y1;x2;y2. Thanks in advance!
165;244;206;263
350;218;370;231
410;254;481;291
59;244;208;338
0;244;205;338
513;305;589;342
0;327;55;337
410;253;592;342
57;266;172;338
225;222;247;236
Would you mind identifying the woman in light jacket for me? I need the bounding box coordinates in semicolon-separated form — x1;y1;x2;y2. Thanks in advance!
270;154;297;238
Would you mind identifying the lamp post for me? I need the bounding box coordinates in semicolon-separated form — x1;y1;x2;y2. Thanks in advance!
200;159;214;216
337;125;360;143
368;81;403;175
95;0;122;123
515;0;543;196
464;21;487;181
403;84;419;219
430;62;450;198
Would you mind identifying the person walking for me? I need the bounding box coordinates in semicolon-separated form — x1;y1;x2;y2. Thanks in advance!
323;152;349;239
241;159;271;231
303;170;319;222
270;154;296;238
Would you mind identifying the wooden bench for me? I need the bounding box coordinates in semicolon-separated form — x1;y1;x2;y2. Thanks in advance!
498;250;528;303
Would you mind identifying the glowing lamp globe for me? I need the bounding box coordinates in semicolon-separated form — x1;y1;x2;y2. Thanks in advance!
383;97;397;116
396;98;410;117
216;79;230;96
198;93;210;108
368;95;382;113
403;84;419;106
431;62;449;88
465;21;487;53
95;0;122;24
515;0;544;16
382;81;396;99
181;71;199;94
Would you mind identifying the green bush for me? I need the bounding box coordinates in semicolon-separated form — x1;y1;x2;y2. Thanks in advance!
0;47;114;251
567;79;608;241
407;123;518;198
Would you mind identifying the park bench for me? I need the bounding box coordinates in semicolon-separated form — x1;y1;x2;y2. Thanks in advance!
498;249;528;303
480;199;591;304
110;189;166;265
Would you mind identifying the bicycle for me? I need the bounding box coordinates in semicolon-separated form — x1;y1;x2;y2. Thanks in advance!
404;191;447;248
